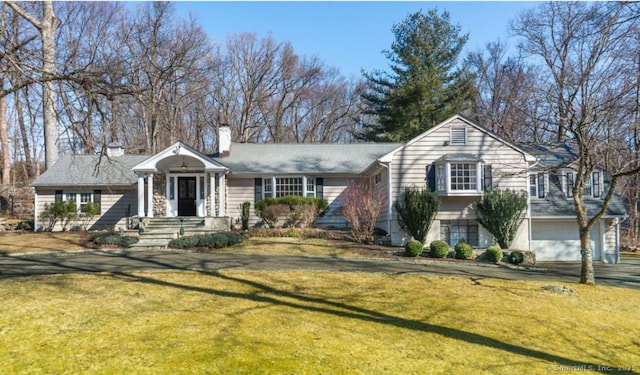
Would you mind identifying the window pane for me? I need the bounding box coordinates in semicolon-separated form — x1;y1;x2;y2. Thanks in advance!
529;175;537;197
436;165;445;192
450;163;476;191
275;177;303;197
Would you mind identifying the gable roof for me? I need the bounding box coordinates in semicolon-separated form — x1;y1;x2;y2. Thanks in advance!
378;114;537;163
133;141;227;173
214;142;401;175
31;154;148;187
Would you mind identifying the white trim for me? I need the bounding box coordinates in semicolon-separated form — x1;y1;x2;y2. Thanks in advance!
137;174;145;217
146;173;154;218
378;114;536;163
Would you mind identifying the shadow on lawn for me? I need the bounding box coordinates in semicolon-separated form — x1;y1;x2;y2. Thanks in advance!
2;250;636;374
102;253;630;374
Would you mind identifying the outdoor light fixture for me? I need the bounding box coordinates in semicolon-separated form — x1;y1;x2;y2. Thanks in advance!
180;157;188;172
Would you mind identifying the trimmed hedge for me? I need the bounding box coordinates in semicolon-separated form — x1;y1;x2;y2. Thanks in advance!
454;241;473;260
429;240;450;258
404;240;424;257
168;232;243;249
255;196;328;228
509;251;525;265
92;232;138;248
485;246;503;263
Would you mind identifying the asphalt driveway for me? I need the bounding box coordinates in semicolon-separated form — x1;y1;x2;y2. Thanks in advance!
1;250;639;289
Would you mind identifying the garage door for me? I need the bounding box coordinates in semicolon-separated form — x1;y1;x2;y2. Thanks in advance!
531;221;600;261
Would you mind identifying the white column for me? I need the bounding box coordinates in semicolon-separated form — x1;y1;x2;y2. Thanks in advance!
218;172;226;216
210;172;216;217
302;176;307;197
137;174;145;217
146;173;154;218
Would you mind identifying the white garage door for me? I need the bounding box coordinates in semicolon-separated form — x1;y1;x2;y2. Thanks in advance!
531;221;600;261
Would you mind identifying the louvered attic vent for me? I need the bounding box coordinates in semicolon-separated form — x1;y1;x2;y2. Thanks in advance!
450;126;467;145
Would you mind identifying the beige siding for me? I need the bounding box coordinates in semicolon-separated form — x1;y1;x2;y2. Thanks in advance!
316;177;350;228
387;119;530;246
603;219;619;263
226;178;255;226
227;176;352;228
34;187;138;231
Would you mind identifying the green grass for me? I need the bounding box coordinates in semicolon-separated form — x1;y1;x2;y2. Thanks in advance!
1;270;639;374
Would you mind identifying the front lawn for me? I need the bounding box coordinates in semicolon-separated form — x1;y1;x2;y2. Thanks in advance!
1;271;638;374
0;231;88;254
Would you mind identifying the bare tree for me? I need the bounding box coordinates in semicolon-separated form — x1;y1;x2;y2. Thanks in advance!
513;2;640;284
5;1;60;169
467;41;553;142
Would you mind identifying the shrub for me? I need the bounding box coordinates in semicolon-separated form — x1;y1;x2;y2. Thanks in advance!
395;186;441;243
340;178;384;243
240;201;250;230
429;240;450;258
260;204;290;228
404;240;424;257
168;232;243;249
92;232;138;248
256;196;328;228
509;251;525;265
40;201;78;231
454;241;473;260
476;189;527;249
485;246;503;263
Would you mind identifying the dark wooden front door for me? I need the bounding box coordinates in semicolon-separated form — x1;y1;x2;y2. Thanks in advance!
178;177;197;216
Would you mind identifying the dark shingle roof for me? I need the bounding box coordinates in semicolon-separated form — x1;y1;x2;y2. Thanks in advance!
32;154;148;187
213;142;401;174
517;142;577;168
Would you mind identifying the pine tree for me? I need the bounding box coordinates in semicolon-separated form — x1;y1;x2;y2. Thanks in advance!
359;9;474;142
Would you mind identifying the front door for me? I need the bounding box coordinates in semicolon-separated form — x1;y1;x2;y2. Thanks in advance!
178;177;197;216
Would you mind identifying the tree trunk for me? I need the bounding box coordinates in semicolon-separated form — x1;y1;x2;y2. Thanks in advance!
14;91;32;178
41;1;60;169
0;88;9;186
579;226;595;285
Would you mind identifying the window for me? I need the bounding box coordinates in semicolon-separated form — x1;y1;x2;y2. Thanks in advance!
62;192;95;213
563;170;601;198
436;165;446;192
529;173;545;199
592;172;601;197
306;177;316;197
263;178;273;198
440;220;479;247
450;127;467;145
275;177;303;197
450;163;477;191
261;176;319;199
429;161;488;195
374;172;382;185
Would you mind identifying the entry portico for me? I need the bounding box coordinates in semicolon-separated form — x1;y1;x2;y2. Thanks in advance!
132;142;228;218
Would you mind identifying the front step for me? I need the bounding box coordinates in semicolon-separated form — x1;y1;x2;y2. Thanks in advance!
130;217;208;249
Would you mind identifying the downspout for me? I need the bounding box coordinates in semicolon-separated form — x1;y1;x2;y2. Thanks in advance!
33;190;39;231
526;157;541;252
378;161;393;237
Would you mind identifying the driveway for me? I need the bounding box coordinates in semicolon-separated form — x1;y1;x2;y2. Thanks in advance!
1;250;639;289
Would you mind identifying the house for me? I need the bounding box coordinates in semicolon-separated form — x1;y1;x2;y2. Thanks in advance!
31;115;626;262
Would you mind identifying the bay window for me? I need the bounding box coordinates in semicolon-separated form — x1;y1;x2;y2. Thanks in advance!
427;156;490;195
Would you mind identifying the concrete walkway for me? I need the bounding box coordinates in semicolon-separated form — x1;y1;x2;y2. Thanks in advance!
1;250;639;289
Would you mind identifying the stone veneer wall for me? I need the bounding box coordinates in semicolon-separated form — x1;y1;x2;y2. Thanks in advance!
153;174;166;216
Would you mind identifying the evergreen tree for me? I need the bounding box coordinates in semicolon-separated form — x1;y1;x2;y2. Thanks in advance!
359;9;474;142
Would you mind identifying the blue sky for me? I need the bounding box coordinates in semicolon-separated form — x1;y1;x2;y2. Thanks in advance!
175;1;538;78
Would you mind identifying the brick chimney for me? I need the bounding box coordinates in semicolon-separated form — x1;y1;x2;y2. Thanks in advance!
218;123;231;156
